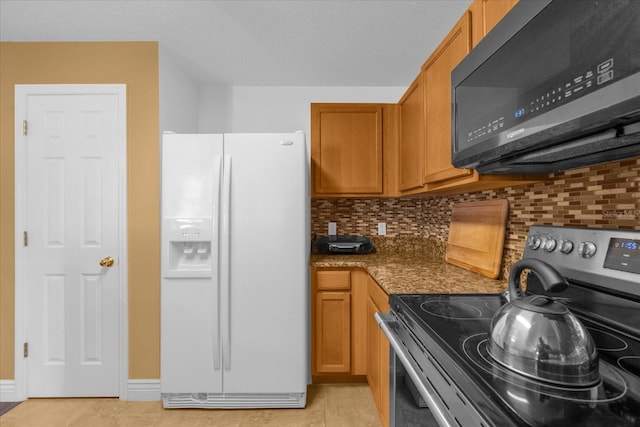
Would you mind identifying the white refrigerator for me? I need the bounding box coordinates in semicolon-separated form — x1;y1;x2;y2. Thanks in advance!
160;133;309;408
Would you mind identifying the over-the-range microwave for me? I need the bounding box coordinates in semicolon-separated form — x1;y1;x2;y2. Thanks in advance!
451;0;640;174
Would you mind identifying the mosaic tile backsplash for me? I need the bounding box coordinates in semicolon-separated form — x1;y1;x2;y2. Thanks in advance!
311;158;640;280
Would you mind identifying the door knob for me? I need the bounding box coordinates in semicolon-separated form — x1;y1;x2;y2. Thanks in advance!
100;256;115;267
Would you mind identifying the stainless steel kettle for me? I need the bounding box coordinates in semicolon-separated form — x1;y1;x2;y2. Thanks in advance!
487;259;600;386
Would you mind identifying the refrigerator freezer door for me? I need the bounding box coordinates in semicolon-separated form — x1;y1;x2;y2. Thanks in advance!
221;133;308;395
161;134;224;393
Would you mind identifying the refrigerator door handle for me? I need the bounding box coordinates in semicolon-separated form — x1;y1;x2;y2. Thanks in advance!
212;155;222;371
221;155;232;371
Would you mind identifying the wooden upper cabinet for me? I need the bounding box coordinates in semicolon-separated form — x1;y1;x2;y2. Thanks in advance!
422;12;473;185
422;0;539;194
311;104;384;196
393;0;538;195
470;0;519;47
485;0;519;35
398;74;426;193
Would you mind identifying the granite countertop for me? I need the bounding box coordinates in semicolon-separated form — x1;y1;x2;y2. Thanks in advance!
310;237;508;295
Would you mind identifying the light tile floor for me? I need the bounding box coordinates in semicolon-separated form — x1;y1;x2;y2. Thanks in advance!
0;383;382;427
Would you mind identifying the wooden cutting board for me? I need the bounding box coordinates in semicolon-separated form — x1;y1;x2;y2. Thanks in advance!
445;199;509;279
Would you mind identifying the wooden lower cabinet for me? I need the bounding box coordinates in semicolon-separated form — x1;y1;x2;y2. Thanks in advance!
367;274;390;427
312;269;353;376
312;267;390;426
314;291;351;373
351;269;369;376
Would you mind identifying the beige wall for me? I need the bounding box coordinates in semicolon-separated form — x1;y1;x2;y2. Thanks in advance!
0;42;160;380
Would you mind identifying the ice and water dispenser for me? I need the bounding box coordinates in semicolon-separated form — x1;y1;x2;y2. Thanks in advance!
161;133;222;280
163;218;214;278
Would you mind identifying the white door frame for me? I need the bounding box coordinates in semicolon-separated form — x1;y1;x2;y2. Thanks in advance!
13;84;128;401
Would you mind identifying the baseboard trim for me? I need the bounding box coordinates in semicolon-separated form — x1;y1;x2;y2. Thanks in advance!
1;379;161;402
0;380;19;402
125;379;161;401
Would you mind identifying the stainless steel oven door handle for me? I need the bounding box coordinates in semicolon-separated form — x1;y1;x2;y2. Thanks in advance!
375;312;454;427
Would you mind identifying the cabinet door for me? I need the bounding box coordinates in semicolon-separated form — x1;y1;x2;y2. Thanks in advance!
311;104;383;195
423;12;473;185
350;269;369;376
469;0;518;47
484;0;518;34
367;277;390;427
468;0;485;48
398;74;426;192
314;291;351;373
367;296;382;413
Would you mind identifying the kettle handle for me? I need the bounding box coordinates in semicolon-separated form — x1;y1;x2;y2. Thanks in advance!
508;259;568;300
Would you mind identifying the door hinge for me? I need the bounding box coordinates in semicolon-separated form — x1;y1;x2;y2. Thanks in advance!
23;120;28;136
23;231;28;247
24;342;29;358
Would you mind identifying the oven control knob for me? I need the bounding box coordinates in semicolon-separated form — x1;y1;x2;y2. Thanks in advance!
559;240;574;254
578;241;597;258
542;238;557;252
527;235;542;250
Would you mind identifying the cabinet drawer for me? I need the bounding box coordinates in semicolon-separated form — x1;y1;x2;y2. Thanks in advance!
317;270;351;291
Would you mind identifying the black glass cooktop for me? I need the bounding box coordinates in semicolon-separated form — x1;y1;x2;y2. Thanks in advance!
391;293;640;427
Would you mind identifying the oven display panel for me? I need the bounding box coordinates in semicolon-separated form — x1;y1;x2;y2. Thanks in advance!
604;238;640;274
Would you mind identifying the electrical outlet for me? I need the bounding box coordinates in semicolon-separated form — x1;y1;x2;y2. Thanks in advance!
378;222;386;236
328;222;337;236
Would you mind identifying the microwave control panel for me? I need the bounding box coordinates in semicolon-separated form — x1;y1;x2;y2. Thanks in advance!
465;57;616;146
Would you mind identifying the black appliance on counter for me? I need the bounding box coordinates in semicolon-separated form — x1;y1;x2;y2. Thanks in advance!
377;225;640;426
314;235;374;255
451;0;640;174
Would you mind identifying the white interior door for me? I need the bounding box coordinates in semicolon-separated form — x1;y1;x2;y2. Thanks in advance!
18;88;124;397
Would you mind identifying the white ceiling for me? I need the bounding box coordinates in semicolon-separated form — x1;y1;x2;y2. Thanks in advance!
0;0;473;87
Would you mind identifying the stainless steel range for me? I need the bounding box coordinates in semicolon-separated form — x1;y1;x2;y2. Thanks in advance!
377;225;640;426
